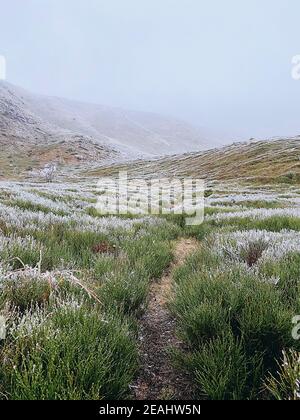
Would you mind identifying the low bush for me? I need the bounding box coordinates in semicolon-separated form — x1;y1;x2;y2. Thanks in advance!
1;306;137;400
265;350;300;400
171;243;299;399
187;332;260;400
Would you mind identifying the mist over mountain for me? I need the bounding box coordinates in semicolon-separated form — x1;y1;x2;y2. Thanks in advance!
0;81;213;160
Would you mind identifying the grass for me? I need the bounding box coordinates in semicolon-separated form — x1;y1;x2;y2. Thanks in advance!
0;189;181;399
187;333;254;400
86;138;300;184
1;179;300;400
0;219;176;400
210;200;287;209
259;253;300;306
170;237;300;400
6;199;68;216
214;215;300;232
1;306;137;400
265;350;300;400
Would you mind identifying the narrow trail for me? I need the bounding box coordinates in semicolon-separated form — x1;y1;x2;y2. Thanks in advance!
132;238;199;400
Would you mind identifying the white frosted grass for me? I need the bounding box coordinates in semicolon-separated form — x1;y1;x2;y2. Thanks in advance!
0;233;37;255
208;207;300;222
206;204;249;212
0;180;173;344
1;180;298;231
1;181;168;220
11;190;71;214
206;191;300;207
207;193;281;205
0;180;99;202
1;263;90;340
9;307;49;340
1;180;205;224
213;229;300;264
30;185;98;202
0;200;165;234
8;295;112;342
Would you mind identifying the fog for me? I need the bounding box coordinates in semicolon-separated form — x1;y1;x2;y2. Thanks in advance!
1;0;300;145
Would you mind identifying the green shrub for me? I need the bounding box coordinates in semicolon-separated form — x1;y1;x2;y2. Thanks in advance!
260;253;300;306
187;332;259;400
0;243;41;270
93;255;118;278
219;216;300;232
265;350;300;400
98;267;149;316
1;278;51;312
171;244;298;399
1;307;137;400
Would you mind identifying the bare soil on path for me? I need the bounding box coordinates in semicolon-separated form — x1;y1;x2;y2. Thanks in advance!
132;238;199;400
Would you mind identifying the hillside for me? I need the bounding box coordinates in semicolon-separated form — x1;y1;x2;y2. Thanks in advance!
0;81;211;178
86;138;300;183
2;80;299;183
0;82;121;178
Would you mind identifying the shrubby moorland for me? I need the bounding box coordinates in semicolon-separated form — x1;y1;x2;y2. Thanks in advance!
0;179;300;399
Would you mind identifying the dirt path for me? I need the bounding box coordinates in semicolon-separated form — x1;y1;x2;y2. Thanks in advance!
132;238;199;400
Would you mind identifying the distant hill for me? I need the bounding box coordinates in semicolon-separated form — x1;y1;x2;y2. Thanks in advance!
86;138;300;184
0;81;212;178
3;81;298;184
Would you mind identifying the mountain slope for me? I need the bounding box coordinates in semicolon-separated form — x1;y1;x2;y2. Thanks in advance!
0;81;122;178
23;94;211;156
87;138;300;184
0;81;211;159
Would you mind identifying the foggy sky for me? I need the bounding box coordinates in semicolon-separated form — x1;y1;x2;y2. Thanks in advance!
1;0;300;144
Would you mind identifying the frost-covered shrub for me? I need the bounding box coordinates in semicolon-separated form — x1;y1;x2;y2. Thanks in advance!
208;208;300;222
40;163;57;183
213;229;300;267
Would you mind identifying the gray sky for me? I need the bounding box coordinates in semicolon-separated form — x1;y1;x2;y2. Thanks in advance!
1;0;300;142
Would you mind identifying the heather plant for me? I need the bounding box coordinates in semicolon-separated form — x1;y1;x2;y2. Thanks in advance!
212;214;300;232
186;332;261;400
265;350;300;400
213;229;300;267
0;181;182;399
259;252;300;306
1;277;52;312
1;305;137;400
171;241;299;399
1;179;300;400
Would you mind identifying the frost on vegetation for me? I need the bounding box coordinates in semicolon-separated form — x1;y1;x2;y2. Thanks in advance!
40;163;57;183
207;193;281;205
1;266;94;340
0;260;100;303
208;207;300;222
9;306;50;339
0;180;170;234
8;296;86;340
205;184;300;209
213;229;300;270
12;190;71;213
0;201;163;234
0;234;37;255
